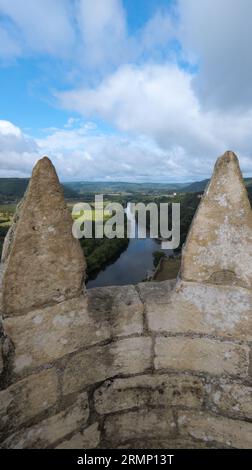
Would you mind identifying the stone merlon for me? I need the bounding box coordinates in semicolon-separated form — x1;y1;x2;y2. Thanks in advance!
1;156;86;317
181;150;252;288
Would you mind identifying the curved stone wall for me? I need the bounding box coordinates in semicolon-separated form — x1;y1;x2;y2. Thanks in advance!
0;151;251;449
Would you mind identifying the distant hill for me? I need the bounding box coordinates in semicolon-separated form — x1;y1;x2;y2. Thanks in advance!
67;177;252;195
183;179;210;193
0;178;30;200
184;177;252;193
64;181;188;194
0;178;79;202
62;185;81;200
1;176;252;202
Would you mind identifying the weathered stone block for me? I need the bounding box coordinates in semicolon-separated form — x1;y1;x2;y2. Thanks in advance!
63;337;152;395
1;157;85;316
180;151;252;289
149;375;204;409
154;337;249;378
118;437;219;449
104;409;176;443
0;341;3;375
206;381;252;419
0;312;4;374
87;285;143;338
94;374;204;415
94;378;150;415
5;285;144;374
137;280;176;305
0;368;58;433
56;423;100;449
147;281;252;341
4;297;96;373
178;411;252;448
2;392;89;449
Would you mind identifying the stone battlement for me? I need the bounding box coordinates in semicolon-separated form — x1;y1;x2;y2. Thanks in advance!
0;151;251;449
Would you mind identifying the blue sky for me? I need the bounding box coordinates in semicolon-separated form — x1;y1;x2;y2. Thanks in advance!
0;0;176;132
1;0;252;182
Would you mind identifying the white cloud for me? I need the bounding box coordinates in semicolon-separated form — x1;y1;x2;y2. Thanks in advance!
57;62;252;177
0;0;175;70
75;0;176;72
178;0;252;110
77;0;127;69
2;107;252;183
0;119;207;181
0;0;75;58
0;119;171;181
36;120;191;181
137;10;175;56
0;120;22;137
0;120;39;177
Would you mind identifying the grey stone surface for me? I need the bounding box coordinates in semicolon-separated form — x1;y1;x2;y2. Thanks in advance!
5;285;143;374
0;368;58;433
206;381;252;419
178;411;252;449
147;280;252;341
155;337;249;378
1;157;86;316
87;284;144;337
181;151;252;288
2;392;89;449
94;374;204;415
117;438;221;449
104;409;176;444
56;423;100;449
0;338;3;375
63;337;152;395
137;279;176;304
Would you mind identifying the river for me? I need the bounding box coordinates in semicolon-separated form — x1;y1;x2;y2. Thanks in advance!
87;203;171;288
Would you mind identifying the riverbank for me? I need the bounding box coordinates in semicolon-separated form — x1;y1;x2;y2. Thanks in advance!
152;255;181;281
84;236;129;281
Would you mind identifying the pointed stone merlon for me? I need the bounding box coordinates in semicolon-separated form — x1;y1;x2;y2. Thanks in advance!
1;157;86;316
181;151;252;288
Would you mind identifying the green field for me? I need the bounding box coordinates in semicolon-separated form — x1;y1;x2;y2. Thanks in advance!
0;204;15;255
69;201;112;222
0;204;15;228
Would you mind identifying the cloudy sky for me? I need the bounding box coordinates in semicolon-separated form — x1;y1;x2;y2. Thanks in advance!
1;0;252;182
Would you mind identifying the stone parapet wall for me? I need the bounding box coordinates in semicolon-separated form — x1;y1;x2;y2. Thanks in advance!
0;151;251;449
1;280;251;449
